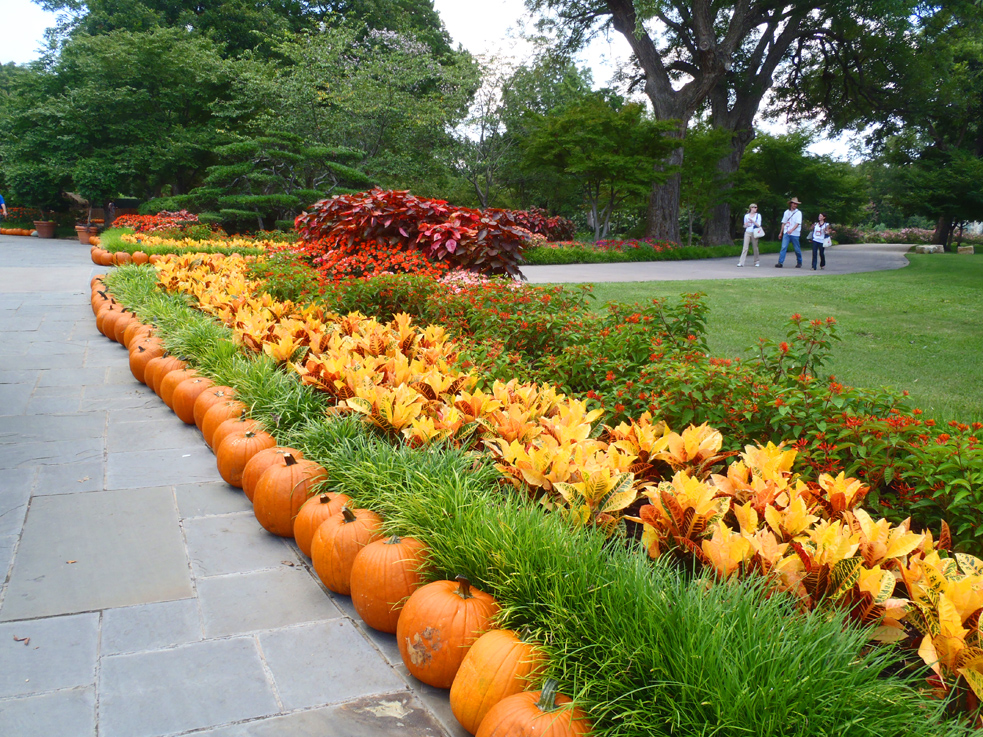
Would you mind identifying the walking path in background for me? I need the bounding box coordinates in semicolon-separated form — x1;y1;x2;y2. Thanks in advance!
0;235;911;737
0;234;466;737
520;243;912;283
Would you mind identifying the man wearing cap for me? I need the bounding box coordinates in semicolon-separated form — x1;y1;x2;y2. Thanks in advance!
775;197;803;268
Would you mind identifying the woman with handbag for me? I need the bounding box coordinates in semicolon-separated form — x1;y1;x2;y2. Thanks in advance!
809;213;830;270
738;203;763;267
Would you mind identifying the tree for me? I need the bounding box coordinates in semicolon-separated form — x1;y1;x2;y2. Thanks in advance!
154;130;374;231
771;1;983;247
234;25;479;192
37;0;454;58
679;123;733;247
525;0;914;245
522;94;676;240
733;131;867;238
0;28;230;203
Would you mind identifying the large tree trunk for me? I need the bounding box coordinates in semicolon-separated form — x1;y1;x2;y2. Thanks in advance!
934;215;953;250
703;127;756;245
647;167;683;243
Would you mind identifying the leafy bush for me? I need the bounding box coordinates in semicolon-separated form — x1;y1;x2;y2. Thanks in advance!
295;188;530;277
498;206;576;241
113;211;200;233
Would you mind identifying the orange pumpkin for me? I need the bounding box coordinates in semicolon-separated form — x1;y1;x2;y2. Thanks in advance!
151;356;187;397
112;311;137;344
95;302;120;336
122;320;152;350
159;368;198;409
397;576;500;689
129;340;165;384
200;400;247;448
210;412;260;454
131;251;150;265
171;377;214;425
310;507;384;595
193;386;236;429
293;492;351;557
450;629;548;734
350;535;428;634
252;453;327;537
97;249;115;266
215;429;276;488
475;679;593;737
101;307;128;342
241;446;304;502
113;251;131;265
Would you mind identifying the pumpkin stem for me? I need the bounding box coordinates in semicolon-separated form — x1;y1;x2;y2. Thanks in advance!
283;453;298;467
341;506;357;523
238;409;247;420
455;575;473;600
386;534;401;545
318;493;331;504
536;679;561;713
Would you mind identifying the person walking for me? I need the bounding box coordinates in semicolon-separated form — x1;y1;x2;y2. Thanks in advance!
809;212;830;270
737;203;761;267
775;197;803;268
0;192;8;219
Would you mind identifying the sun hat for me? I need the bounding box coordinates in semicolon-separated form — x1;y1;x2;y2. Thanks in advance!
788;197;801;205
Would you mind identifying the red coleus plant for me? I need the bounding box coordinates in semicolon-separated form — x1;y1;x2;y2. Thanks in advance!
295;188;531;278
114;211;200;233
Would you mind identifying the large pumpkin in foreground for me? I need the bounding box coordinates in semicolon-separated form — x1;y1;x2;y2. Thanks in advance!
450;629;548;734
349;535;429;634
252;453;327;537
310;507;383;595
475;679;593;737
397;576;499;689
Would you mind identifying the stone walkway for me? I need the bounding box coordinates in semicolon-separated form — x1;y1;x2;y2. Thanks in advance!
0;234;466;737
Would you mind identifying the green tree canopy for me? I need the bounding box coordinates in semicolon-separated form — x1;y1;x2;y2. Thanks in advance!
522;93;676;240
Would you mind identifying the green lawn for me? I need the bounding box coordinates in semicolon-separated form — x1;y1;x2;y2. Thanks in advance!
581;254;983;423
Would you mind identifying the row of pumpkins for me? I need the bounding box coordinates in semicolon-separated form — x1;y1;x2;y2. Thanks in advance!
90;273;594;737
90;244;158;267
0;227;35;236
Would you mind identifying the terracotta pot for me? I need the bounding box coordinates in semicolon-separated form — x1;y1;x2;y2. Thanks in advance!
34;220;56;239
75;225;99;245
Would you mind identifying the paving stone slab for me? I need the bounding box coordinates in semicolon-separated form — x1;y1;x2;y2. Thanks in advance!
0;686;96;737
108;417;203;453
106;445;220;489
0;369;39;385
0;412;105;444
0;384;32;416
198;566;341;638
0;436;104;471
328;588;403;667
0;353;88;371
26;393;83;415
196;692;447;737
259;619;407;710
0;613;99;697
0;316;43;331
184;512;298;577
99;638;279;737
36;367;110;389
80;389;161;413
0;487;193;621
104;363;139;384
0;485;32;538
102;598;202;655
33;458;104;495
175;480;254;519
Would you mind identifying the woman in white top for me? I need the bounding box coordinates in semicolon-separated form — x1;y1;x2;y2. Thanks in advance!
738;203;761;267
809;213;830;270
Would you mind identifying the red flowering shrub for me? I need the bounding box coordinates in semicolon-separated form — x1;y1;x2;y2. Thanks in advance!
114;210;200;233
299;236;453;282
497;207;576;241
295;188;530;278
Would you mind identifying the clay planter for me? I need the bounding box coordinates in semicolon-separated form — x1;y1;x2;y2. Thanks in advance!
33;220;56;239
75;225;99;245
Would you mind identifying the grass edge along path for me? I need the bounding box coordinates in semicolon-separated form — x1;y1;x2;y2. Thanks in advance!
104;265;968;737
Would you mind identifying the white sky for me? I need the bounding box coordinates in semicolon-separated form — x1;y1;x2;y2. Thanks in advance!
4;0;851;158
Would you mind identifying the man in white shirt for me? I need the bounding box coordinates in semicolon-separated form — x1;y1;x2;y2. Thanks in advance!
775;197;803;268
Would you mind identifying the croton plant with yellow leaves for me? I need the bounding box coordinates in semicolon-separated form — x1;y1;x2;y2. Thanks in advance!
152;253;983;713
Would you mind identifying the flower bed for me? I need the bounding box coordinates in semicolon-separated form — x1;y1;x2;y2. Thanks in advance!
95;259;970;734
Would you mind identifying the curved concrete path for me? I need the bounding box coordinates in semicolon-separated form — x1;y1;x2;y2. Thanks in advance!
0;234;464;737
520;243;911;283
